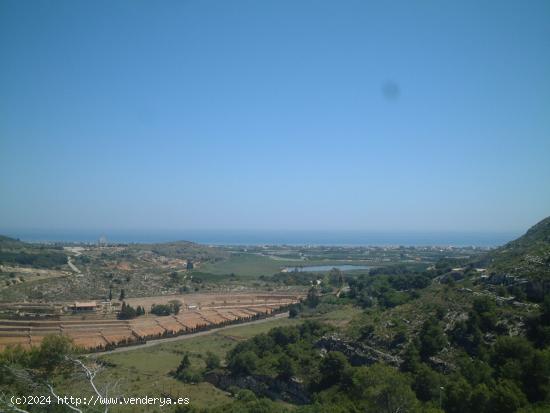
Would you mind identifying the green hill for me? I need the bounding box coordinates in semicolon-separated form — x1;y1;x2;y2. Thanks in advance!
0;235;25;248
0;235;67;269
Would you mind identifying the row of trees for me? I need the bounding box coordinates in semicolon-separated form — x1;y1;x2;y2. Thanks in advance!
117;302;146;319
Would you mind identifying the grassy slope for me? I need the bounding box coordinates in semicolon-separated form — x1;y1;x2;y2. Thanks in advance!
53;318;303;412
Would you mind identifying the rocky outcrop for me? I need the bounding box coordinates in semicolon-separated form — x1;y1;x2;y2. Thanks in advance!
315;333;401;367
203;372;311;404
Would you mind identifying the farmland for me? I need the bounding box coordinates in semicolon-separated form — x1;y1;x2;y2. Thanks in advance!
0;292;302;352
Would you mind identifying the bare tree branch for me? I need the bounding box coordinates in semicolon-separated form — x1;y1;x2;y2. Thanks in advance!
47;384;83;413
67;356;104;399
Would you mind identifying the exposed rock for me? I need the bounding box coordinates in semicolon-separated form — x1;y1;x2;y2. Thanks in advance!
204;372;311;404
316;333;401;367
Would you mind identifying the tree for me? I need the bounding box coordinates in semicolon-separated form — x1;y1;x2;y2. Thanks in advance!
350;363;419;413
444;376;472;413
490;379;528;413
412;363;443;402
168;300;182;315
205;351;221;370
36;335;73;373
319;351;350;389
276;354;295;380
289;305;299;318
419;318;447;360
118;302;138;319
228;351;258;376
401;341;421;373
305;287;320;308
472;296;497;332
176;353;191;377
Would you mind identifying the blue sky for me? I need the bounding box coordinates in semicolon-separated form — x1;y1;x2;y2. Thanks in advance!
1;0;549;233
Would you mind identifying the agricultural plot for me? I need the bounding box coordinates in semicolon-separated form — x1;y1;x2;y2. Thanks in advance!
0;292;302;352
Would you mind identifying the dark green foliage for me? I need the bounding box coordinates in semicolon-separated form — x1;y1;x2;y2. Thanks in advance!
276;354;295;380
177;353;191;373
345;267;434;309
411;363;443;402
472;297;497;332
318;351;350;389
400;341;421;373
118;301;139;319
346;363;419;413
174;352;202;383
289;304;301;318
150;300;181;316
305;287;320;308
449;297;500;356
35;335;73;373
527;296;550;348
491;336;550;403
0;335;73;375
419;318;447;360
225;321;331;381
228;351;259;376
205;351;221;370
0;250;67;268
490;379;528;413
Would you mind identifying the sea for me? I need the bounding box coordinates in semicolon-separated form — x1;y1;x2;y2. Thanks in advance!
0;229;521;247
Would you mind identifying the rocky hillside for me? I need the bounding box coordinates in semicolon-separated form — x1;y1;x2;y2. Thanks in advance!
485;216;550;279
474;216;550;301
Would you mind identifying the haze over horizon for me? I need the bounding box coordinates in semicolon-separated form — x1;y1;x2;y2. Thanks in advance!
1;1;549;234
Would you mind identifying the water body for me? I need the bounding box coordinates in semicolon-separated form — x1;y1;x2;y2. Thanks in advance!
282;265;372;273
1;229;520;247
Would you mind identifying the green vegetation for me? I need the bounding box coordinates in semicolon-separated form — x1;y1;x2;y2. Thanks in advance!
151;300;182;316
481;216;550;301
0;235;67;269
117;302;145;319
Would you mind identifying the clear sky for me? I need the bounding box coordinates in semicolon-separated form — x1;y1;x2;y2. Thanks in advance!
1;0;549;233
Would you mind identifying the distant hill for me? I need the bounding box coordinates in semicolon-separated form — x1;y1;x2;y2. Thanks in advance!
0;235;25;249
0;234;67;269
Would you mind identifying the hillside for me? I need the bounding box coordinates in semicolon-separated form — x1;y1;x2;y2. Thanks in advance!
0;235;25;249
474;216;549;302
0;235;67;270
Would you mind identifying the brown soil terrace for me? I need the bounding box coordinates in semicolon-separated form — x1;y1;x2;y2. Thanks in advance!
0;292;302;352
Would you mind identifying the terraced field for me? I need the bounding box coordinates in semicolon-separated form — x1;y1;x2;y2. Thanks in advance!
0;293;301;352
